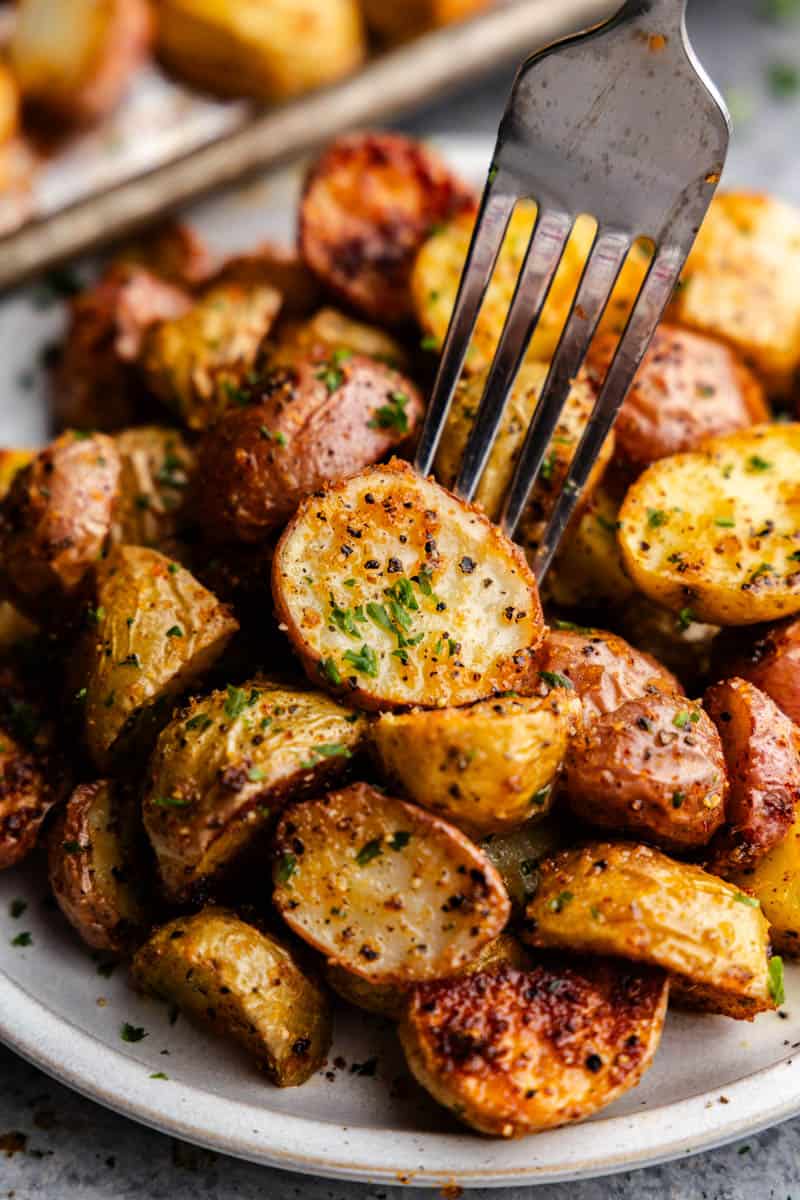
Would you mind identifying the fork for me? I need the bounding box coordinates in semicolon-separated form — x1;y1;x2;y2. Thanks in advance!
414;0;729;581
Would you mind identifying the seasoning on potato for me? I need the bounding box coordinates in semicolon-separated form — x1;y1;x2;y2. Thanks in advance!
269;308;408;373
111;426;195;556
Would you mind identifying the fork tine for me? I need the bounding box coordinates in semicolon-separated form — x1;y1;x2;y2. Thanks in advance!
453;209;574;502
527;239;686;581
414;186;516;477
499;226;632;536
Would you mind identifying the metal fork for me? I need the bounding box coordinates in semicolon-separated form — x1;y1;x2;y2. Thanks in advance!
414;0;729;581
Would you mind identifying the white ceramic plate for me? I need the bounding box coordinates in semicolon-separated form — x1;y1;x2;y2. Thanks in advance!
1;138;800;1189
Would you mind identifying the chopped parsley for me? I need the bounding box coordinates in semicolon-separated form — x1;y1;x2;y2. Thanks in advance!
343;644;378;678
165;625;183;639
734;892;760;908
149;1072;169;1080
673;710;691;729
646;508;668;528
224;684;260;720
369;391;409;434
420;334;439;352
11;931;32;947
185;713;213;732
356;838;383;866
320;658;342;686
151;795;191;809
276;853;297;883
714;516;735;527
768;955;786;1006
9;898;26;919
248;767;266;782
676;606;695;631
389;831;411;851
747;454;772;472
316;363;345;393
767;61;800;97
539;670;574;691
120;1023;147;1043
548;890;573;913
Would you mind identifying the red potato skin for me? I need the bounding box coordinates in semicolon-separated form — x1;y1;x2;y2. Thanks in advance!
211;243;322;317
704;677;800;875
299;131;476;324
719;618;800;726
192;356;424;543
116;221;214;289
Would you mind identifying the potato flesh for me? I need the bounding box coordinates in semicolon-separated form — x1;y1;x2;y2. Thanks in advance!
525;841;773;1018
112;427;194;555
269;308;408;372
731;808;800;956
273;783;511;983
131;907;331;1086
273;460;543;709
545;485;636;609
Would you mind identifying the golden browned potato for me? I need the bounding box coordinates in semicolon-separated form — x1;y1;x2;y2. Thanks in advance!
143;680;367;900
299;132;475;324
77;545;238;769
719;617;800;725
704;677;800;876
400;959;669;1137
10;0;153;125
618;424;800;625
211;244;321;318
0;450;35;497
157;0;365;103
0;432;121;624
269;307;408;372
47;780;151;951
0;63;20;146
192;356;424;543
729;808;800;956
525;841;775;1018
273;460;544;709
563;695;727;850
139;282;282;432
131;907;331;1086
111;427;195;556
273;782;510;983
480;817;566;913
533;626;681;726
667;192;800;397
54;265;193;432
362;0;492;41
372;691;580;836
544;483;636;610
586;325;768;471
114;221;213;289
0;726;57;870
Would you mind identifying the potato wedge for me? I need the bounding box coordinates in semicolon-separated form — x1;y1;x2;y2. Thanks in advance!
144;680;367;900
139;282;282;431
400;959;669;1137
78;546;238;769
545;484;636;609
192;356;423;543
372;692;580;836
729;808;800;956
131;907;331;1086
563;695;727;851
157;0;365;104
618;424;800;625
704;677;800;875
0;432;121;625
525;841;774;1018
273;460;544;710
667;192;800;396
480;817;566;913
0;725;56;870
299;132;475;324
47;780;151;951
0;63;20;147
273;783;511;984
269;307;408;373
10;0;152;125
362;0;492;41
720;616;800;724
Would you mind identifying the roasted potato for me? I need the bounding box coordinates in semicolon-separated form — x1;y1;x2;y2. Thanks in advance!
533;626;681;726
563;695;727;851
0;63;20;146
157;0;365;103
212;245;321;318
10;0;151;125
47;780;151;951
192;356;424;543
704;677;800;876
114;221;213;289
54;265;193;432
719;616;800;725
618;424;800;625
111;426;195;556
586;325;768;472
608;596;719;691
729;808;800;956
143;680;367;900
667;192;800;396
544;484;636;610
274;460;543;710
0;432;121;625
0;726;56;870
480;816;566;913
269;307;408;373
400;959;669;1138
77;545;238;769
361;0;492;41
139;282;282;432
273;783;511;983
372;691;580;836
131;906;331;1086
299;132;475;324
525;841;775;1018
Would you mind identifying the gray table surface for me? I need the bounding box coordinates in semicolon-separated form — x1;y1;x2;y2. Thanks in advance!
4;1;800;1196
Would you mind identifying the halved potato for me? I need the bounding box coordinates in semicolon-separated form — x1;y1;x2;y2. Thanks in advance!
0;725;56;870
618;424;800;625
47;780;151;951
525;841;774;1018
372;691;580;836
720;616;800;725
144;680;367;900
400;959;669;1137
131;906;331;1086
78;545;238;769
273;460;544;710
269;307;408;372
111;427;195;556
272;782;511;983
544;483;636;609
730;808;800;956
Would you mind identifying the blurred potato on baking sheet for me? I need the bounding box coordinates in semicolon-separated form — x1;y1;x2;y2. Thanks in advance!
362;0;496;42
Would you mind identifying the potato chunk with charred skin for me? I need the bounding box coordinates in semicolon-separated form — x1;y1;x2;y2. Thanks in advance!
372;692;580;836
131;907;331;1087
300;132;475;324
0;726;57;870
563;695;727;851
111;427;195;556
525;841;774;1018
269;307;408;373
273;460;544;710
273;783;510;984
704;677;800;876
192;357;423;544
720;617;800;725
400;959;669;1138
143;680;367;900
